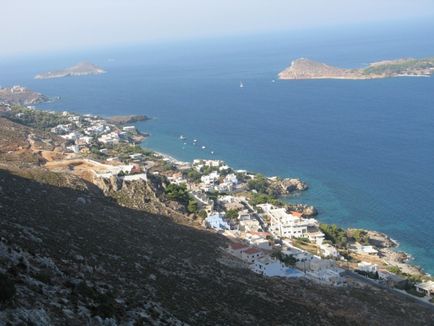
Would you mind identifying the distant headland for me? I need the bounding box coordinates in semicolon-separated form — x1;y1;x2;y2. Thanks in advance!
0;85;48;105
278;57;434;80
34;61;106;80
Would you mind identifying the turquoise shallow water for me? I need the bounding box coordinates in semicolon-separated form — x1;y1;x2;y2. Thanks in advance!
1;22;434;274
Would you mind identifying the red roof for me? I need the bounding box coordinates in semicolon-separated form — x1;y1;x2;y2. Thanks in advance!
229;242;249;250
290;211;303;218
244;248;262;254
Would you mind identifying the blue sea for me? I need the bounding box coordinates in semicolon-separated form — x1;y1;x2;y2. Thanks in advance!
1;21;434;274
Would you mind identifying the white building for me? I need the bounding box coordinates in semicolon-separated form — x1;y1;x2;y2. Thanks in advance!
252;257;285;276
66;145;80;153
122;173;148;182
306;268;344;286
350;243;378;255
241;247;263;263
200;171;220;185
357;261;378;273
320;243;339;258
259;204;309;238
415;281;434;296
227;242;249;258
239;219;261;233
123;126;137;133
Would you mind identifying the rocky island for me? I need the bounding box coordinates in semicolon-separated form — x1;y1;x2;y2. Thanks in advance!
278;57;434;80
34;61;106;79
0;85;48;105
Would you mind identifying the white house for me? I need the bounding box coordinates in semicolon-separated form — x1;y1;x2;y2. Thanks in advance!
252;257;285;276
415;281;434;296
306;229;325;245
227;242;249;258
201;171;220;185
249;237;272;250
123;126;137;133
224;174;238;185
320;243;339;258
66;145;80;153
204;213;229;230
357;261;378;273
241;247;263;263
239;219;261;233
306;268;344;286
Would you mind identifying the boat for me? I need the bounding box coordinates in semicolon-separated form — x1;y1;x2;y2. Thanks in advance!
179;135;186;140
211;151;214;154
201;146;206;150
240;81;244;88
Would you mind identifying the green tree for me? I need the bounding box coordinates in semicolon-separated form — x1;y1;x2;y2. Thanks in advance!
198;210;208;219
187;199;198;213
225;209;239;220
165;183;189;205
247;174;269;193
186;168;202;183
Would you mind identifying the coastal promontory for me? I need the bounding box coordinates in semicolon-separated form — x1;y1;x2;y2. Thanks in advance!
278;57;434;80
107;114;150;125
0;85;48;105
34;61;106;79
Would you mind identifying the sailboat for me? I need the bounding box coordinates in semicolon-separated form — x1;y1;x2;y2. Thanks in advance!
240;81;244;88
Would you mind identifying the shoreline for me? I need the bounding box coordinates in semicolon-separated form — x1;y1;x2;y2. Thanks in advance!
137;137;431;279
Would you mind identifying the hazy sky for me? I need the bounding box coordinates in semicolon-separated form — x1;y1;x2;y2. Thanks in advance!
2;0;434;57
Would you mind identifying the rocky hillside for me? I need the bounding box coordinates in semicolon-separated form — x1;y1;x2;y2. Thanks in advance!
0;117;434;325
278;57;434;80
0;86;48;105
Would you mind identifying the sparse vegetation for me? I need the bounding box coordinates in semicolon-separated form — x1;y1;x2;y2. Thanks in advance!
9;106;70;130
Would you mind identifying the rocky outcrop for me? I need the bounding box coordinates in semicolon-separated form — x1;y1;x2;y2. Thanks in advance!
0;86;48;105
281;178;308;192
288;204;318;217
107;115;150;125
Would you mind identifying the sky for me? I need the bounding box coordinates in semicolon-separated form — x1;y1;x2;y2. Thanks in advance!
2;0;434;57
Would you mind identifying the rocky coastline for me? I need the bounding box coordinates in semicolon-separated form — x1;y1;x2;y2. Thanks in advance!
107;114;150;125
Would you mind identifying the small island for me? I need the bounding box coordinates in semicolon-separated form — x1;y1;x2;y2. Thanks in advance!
278;57;434;80
34;61;106;80
0;85;48;105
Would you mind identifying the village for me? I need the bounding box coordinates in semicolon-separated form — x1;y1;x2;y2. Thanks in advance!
4;104;434;305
